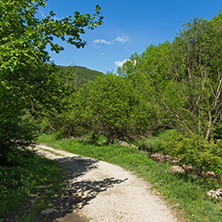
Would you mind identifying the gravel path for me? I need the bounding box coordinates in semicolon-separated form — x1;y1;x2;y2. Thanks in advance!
34;144;178;222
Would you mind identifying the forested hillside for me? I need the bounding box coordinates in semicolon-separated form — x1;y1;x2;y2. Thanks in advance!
58;65;104;87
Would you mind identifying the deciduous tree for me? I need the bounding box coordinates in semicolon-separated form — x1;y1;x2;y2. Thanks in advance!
0;0;103;164
74;74;155;144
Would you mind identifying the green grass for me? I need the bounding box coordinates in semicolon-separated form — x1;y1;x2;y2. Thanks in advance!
38;133;222;222
138;129;175;152
0;149;64;221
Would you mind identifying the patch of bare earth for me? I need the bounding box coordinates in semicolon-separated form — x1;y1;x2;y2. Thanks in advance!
33;144;180;222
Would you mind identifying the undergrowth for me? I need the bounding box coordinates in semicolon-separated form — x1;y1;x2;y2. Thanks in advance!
0;149;63;221
138;129;175;152
38;133;222;222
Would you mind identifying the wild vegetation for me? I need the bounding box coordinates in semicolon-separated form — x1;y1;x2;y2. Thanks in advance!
0;0;103;165
116;14;222;175
1;0;222;221
0;149;63;220
42;12;222;175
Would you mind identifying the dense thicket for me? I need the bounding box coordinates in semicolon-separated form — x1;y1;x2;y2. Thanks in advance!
49;74;156;143
117;12;222;174
124;14;222;141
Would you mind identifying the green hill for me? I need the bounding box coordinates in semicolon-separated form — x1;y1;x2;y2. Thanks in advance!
58;65;105;87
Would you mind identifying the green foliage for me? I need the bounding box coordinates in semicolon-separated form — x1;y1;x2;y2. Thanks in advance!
118;42;172;91
167;15;222;140
0;1;103;69
72;74;156;143
164;132;222;174
212;122;222;140
44;74;156;143
117;53;139;78
0;118;37;165
116;11;222;175
137;42;172;92
138;129;175;153
0;0;103;162
117;42;173;130
121;12;222;142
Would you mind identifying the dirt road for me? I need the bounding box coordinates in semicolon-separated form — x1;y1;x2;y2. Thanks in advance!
34;144;178;222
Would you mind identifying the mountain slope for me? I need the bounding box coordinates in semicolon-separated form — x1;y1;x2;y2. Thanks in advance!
58;65;105;87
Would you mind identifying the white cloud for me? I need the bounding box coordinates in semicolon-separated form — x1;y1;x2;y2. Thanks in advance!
93;39;112;45
114;36;129;43
115;59;129;67
93;36;130;46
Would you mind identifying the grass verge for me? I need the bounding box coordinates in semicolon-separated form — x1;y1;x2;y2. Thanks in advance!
38;133;222;222
0;149;63;222
138;129;175;152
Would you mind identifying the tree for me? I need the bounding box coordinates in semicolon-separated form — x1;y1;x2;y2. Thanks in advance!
114;12;222;173
73;74;155;144
117;42;173;130
123;13;222;141
117;43;172;91
0;0;103;164
117;53;139;77
164;14;222;141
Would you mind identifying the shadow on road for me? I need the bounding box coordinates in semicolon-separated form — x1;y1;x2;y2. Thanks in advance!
42;155;128;221
58;155;99;179
71;177;128;209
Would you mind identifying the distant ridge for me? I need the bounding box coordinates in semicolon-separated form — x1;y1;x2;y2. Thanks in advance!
58;65;105;87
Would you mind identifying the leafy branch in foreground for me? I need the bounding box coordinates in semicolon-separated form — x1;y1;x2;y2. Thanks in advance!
0;0;103;164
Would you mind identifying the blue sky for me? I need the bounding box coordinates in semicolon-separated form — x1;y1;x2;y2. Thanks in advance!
39;0;222;74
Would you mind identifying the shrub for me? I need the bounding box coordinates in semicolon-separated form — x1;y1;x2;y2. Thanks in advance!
164;132;222;175
56;74;157;143
138;129;175;153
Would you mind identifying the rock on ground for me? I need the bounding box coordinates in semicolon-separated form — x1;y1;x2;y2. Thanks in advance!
41;208;57;215
207;188;222;200
168;166;185;174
